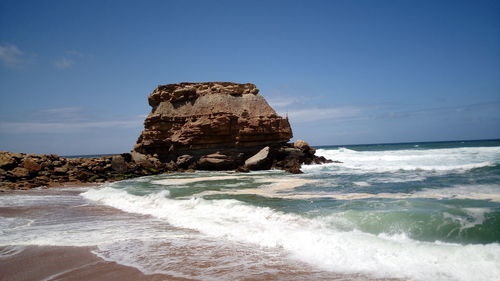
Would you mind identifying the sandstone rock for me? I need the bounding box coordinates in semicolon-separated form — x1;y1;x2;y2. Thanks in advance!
133;82;292;161
285;163;303;174
198;152;236;170
176;154;194;169
22;158;41;174
244;146;272;170
131;151;161;169
236;166;250;173
10;167;30;178
164;161;178;171
0;152;17;169
111;155;128;173
74;170;94;181
54;166;68;174
293;140;309;149
91;165;105;173
293;139;315;154
121;153;132;162
281;147;305;158
10;152;24;160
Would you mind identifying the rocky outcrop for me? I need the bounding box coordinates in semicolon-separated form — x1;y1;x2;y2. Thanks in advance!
131;82;332;172
133;82;292;161
0;151;163;190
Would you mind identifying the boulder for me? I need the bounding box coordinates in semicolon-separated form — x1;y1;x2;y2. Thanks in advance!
244;146;272;170
0;152;17;169
22;158;41;174
54;166;68;174
176;154;194;169
197;152;237;170
10;167;30;178
131;151;156;168
121;153;132;162
293;139;315;154
111;155;128;173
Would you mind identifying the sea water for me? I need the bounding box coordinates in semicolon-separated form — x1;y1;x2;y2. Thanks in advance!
1;140;500;280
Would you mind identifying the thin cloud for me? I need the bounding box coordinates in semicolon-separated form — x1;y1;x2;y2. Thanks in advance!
53;57;74;69
0;119;143;133
374;102;500;120
0;106;144;133
0;44;25;67
268;97;302;108
53;50;87;70
42;106;83;114
36;106;86;122
280;106;366;123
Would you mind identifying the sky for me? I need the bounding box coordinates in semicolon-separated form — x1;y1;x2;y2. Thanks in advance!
0;0;499;155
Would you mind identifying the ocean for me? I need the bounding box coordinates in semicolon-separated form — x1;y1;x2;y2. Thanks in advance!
1;140;500;280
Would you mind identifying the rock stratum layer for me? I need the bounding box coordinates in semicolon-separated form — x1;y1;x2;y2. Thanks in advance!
133;82;292;160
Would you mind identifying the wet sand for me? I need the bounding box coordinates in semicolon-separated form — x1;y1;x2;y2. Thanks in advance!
0;245;397;281
0;246;191;281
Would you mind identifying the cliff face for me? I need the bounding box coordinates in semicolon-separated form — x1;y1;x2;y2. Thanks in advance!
133;82;293;161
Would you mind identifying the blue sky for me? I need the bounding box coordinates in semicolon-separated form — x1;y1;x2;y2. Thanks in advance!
1;0;499;155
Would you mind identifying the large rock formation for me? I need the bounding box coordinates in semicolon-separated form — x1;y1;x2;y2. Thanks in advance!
132;82;332;172
133;82;292;162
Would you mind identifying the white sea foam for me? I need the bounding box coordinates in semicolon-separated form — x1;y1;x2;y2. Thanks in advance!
93;236;316;281
82;187;500;281
0;194;83;207
192;177;317;198
195;180;500;203
152;175;252;186
0;191;183;247
306;146;500;174
0;245;26;258
0;217;34;235
353;181;371;187
281;184;500;202
443;208;491;231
